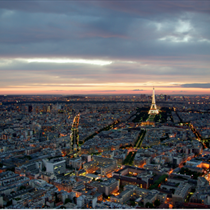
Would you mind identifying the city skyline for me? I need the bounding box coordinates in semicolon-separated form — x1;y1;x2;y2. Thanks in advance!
0;1;210;95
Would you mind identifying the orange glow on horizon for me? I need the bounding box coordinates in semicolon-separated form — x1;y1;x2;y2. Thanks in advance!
0;85;209;95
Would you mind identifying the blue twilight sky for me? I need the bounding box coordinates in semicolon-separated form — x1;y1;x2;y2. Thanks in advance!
0;0;210;95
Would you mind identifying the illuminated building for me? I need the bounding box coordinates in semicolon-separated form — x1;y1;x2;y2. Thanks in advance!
83;156;117;176
141;121;155;126
112;166;148;188
110;188;133;204
148;87;159;115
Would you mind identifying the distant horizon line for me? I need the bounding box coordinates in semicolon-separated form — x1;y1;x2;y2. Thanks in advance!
1;93;209;96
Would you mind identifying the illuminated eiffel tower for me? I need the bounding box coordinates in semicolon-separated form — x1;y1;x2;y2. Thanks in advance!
148;87;159;115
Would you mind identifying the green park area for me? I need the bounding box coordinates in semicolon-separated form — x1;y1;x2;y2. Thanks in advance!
132;107;149;123
149;174;168;190
134;130;146;148
157;107;172;123
147;114;155;122
123;151;137;165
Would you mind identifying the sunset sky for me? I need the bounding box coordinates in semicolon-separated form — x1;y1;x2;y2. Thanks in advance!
0;0;210;95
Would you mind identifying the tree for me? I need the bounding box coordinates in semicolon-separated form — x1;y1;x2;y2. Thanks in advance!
7;167;15;172
149;174;168;190
130;200;135;206
145;202;154;208
138;202;144;207
55;192;60;203
154;199;161;207
19;185;26;191
25;155;32;160
64;198;71;204
6;200;12;207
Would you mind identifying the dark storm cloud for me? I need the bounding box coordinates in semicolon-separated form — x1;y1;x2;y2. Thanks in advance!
97;0;210;18
181;83;210;88
0;0;210;59
1;0;210;15
0;1;102;16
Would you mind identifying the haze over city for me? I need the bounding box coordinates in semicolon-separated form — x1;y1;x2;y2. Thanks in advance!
0;0;210;95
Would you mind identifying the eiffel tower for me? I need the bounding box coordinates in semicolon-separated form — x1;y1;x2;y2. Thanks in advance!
148;87;159;115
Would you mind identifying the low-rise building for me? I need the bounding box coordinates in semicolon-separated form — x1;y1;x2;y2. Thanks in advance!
172;181;191;202
44;158;66;175
110;188;133;204
90;178;119;196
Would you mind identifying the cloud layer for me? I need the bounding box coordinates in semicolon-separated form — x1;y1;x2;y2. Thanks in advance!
181;83;210;88
0;0;210;94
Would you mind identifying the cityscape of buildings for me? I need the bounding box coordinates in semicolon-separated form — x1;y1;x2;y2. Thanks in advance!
1;0;210;208
0;89;210;209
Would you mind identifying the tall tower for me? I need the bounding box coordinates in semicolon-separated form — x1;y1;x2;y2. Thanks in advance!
148;87;159;115
70;113;80;151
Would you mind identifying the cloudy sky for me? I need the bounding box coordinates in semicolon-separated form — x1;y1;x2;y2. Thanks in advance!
0;0;210;95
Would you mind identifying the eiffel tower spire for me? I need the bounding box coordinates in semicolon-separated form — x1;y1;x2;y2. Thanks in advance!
152;87;156;104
